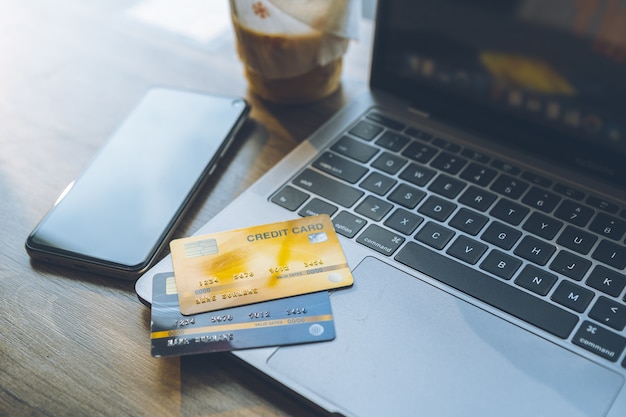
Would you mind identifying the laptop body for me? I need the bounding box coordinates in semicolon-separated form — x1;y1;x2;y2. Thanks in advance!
136;1;626;416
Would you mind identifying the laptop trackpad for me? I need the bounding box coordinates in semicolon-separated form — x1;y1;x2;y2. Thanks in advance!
268;257;622;417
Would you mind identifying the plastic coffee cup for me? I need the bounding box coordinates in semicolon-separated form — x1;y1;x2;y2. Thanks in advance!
229;0;357;104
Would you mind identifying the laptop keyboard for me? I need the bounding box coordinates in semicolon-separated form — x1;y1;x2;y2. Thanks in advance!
270;110;626;367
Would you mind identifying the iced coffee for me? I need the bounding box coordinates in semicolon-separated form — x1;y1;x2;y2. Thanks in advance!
230;0;354;104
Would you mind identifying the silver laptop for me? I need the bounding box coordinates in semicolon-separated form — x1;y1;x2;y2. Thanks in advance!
136;1;626;415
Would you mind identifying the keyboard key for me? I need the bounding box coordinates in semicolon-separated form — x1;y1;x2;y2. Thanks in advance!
418;196;457;222
592;240;626;270
521;187;561;213
384;208;424;235
586;196;619;213
366;112;405;130
586;265;626;297
573;321;626;362
375;131;410;152
554;200;595;227
387;183;426;209
430;152;467;174
521;172;552;187
459;186;497;212
449;208;488;236
480;249;522;280
556;225;598;255
550;280;594;313
333;211;367;238
589;212;626;241
355;195;393;221
549;251;591;281
490;160;521;175
514;235;556;266
553;183;585;201
359;172;396;196
490;199;529;226
395;242;579;339
446;236;488;265
428;174;466;198
460;163;497;186
432;137;461;153
514;265;558;296
404;127;433;142
349;120;383;141
490;174;529;199
522;212;563;240
460;148;490;163
331;136;379;163
401;142;438;163
371;152;407;174
356;224;405;256
480;221;521;250
313;152;368;184
271;186;309;211
589;297;626;331
298;198;337;217
416;221;455;250
293;169;364;208
399;163;436;187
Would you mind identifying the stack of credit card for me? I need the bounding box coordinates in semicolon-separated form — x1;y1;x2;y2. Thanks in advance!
150;214;354;357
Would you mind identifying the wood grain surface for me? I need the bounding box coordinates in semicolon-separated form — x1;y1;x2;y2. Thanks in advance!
0;1;371;416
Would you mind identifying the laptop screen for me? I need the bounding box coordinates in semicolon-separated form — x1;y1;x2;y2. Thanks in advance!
371;0;626;188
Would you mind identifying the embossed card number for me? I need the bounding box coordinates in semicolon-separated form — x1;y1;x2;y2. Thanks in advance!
150;273;336;357
170;214;353;315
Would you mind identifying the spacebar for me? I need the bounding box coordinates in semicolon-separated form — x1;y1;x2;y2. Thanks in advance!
395;242;578;339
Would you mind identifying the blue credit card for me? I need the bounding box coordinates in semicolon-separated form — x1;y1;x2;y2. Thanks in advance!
151;272;336;357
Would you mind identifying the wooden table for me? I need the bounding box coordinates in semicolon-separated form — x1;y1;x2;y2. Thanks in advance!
0;1;372;415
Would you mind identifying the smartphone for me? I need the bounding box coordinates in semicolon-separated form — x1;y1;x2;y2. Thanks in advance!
26;88;250;279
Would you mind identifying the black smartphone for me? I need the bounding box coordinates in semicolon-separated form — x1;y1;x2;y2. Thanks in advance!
26;88;250;279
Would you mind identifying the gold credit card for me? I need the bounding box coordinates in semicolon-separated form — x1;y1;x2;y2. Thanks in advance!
170;215;353;315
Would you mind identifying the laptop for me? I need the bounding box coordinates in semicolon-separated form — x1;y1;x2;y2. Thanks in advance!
136;1;626;415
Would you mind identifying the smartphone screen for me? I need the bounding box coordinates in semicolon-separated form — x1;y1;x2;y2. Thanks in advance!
26;88;249;278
